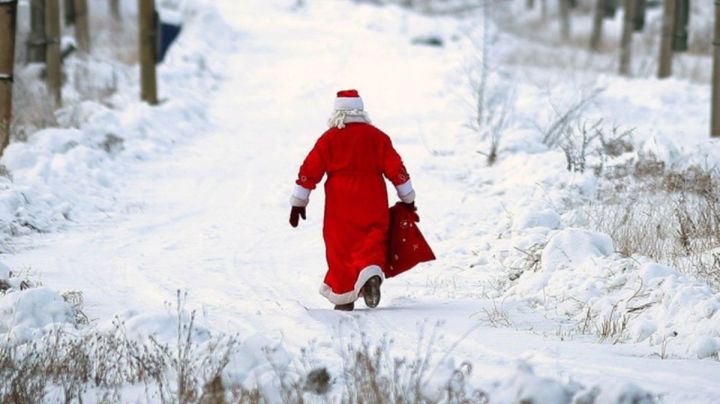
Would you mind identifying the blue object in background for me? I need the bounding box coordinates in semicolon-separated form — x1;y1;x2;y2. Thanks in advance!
157;22;182;64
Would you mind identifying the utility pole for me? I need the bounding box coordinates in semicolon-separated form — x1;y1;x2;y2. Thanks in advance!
658;0;676;78
619;0;636;76
0;0;18;154
139;0;158;105
73;0;90;53
27;0;45;63
590;0;604;51
712;0;720;137
46;0;62;107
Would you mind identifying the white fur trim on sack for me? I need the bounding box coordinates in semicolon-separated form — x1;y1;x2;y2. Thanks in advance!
319;265;385;305
290;185;311;207
334;97;364;111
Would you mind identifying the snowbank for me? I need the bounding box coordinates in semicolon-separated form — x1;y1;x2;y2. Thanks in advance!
0;1;235;241
0;287;74;342
0;0;235;340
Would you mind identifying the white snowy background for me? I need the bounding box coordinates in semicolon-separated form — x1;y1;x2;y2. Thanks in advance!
1;0;719;402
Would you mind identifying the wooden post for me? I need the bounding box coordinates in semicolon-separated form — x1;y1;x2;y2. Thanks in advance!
139;0;158;105
712;0;720;137
110;0;121;19
559;0;571;40
633;0;645;32
27;0;45;63
64;0;75;25
672;0;689;52
46;0;62;107
0;0;18;154
619;0;636;76
658;0;676;78
590;0;605;51
73;0;90;53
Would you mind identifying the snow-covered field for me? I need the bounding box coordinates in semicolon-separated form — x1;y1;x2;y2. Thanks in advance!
1;0;719;402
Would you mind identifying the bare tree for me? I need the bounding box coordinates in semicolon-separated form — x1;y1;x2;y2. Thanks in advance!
73;0;90;53
0;0;18;154
110;0;121;19
559;0;571;40
27;0;45;63
712;0;720;137
619;0;637;76
139;0;158;105
658;0;675;78
46;0;62;107
589;0;605;51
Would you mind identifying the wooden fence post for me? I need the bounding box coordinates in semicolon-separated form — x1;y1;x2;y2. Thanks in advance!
589;0;604;51
619;0;636;76
110;0;121;19
712;0;720;137
46;0;62;107
73;0;90;53
0;0;18;155
27;0;45;63
658;0;676;78
139;0;158;105
64;0;75;25
559;0;571;40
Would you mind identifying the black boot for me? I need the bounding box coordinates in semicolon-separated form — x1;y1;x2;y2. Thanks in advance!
363;276;381;308
334;302;354;311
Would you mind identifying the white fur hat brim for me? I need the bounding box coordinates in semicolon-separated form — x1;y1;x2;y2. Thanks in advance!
334;96;364;111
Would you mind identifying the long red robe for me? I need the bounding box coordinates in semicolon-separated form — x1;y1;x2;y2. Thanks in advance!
296;122;410;304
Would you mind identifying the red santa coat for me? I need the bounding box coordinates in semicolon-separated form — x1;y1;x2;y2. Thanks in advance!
295;122;411;305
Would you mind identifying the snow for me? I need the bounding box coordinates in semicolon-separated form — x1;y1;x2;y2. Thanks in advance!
0;0;719;402
0;288;74;342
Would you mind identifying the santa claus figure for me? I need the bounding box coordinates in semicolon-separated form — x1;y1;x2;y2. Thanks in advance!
289;90;416;311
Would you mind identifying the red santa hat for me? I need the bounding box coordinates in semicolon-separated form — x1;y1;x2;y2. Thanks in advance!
334;89;364;111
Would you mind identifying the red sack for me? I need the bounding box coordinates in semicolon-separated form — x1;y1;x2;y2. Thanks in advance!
386;202;436;278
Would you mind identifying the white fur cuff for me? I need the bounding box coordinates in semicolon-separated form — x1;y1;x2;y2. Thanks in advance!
399;190;416;204
396;180;415;203
290;185;311;207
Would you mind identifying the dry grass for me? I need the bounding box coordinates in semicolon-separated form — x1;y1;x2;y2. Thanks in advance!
587;161;720;289
0;290;257;404
337;332;489;403
1;290;492;403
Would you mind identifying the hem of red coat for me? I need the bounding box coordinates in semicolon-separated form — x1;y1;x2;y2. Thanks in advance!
319;265;385;305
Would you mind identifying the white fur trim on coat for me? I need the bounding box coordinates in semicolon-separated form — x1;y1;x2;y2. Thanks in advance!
334;97;364;111
319;265;385;305
290;185;311;207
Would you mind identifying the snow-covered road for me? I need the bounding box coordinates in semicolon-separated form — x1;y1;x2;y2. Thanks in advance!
4;0;720;401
